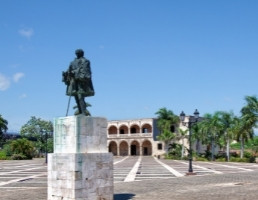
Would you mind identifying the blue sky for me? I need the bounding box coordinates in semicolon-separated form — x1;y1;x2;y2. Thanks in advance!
0;1;258;132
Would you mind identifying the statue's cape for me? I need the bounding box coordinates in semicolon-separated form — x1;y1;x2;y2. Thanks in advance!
65;58;95;97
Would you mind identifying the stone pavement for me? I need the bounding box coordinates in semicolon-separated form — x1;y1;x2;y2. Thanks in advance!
0;158;258;200
114;171;258;200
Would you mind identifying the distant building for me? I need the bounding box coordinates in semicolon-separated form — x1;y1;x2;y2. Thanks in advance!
107;118;166;156
3;132;20;140
107;117;212;157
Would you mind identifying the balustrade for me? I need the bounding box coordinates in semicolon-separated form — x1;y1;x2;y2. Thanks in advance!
107;133;152;138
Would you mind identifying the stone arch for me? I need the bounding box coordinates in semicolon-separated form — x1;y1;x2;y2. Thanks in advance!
130;140;140;156
130;124;140;134
142;140;152;156
108;125;117;135
108;141;117;155
119;141;129;156
141;123;152;133
119;125;129;134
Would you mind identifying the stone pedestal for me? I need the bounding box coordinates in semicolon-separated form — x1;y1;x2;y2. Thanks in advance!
48;116;113;200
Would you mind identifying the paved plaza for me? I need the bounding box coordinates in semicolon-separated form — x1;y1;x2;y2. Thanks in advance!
0;157;258;199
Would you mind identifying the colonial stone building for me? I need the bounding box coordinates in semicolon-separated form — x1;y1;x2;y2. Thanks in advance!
107;118;166;156
107;117;211;157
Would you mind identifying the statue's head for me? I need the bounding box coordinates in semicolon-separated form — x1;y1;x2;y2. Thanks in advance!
75;49;84;58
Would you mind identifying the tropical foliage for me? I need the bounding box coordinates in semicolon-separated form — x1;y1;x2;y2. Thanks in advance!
20;116;53;157
0;115;8;147
10;138;35;159
155;108;179;152
155;95;258;162
177;128;188;159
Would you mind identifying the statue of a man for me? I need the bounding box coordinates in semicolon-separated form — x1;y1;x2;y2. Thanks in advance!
62;49;94;116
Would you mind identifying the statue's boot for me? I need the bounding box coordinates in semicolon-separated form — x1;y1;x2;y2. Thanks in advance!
74;109;80;115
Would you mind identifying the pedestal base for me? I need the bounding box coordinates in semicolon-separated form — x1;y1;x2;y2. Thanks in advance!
48;153;113;200
48;116;113;200
185;172;197;176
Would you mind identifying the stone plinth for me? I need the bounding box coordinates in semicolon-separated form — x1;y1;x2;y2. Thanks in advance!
48;153;113;200
53;116;107;153
48;116;113;200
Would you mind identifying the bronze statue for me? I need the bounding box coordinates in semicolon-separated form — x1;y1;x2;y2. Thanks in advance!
62;49;94;116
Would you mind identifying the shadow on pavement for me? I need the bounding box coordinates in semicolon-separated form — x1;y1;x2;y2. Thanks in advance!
114;193;135;200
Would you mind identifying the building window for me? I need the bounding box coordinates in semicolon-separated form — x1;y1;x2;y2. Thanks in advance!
158;143;163;150
131;128;136;133
142;128;148;133
170;125;175;132
120;129;125;134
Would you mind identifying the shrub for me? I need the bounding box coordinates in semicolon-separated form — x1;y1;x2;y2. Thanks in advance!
230;157;248;162
164;154;181;160
168;143;182;158
244;151;252;159
182;156;188;160
0;150;7;160
11;153;27;160
195;157;208;161
3;144;12;157
216;151;226;159
10;138;34;159
204;150;212;160
216;157;227;162
164;154;172;159
230;151;239;158
248;156;256;163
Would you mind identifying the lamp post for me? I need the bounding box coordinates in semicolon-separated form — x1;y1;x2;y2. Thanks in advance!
180;109;200;175
45;131;48;164
41;129;48;164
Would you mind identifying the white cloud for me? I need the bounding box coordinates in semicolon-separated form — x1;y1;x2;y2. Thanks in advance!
13;72;25;82
0;73;10;91
19;93;27;99
18;27;34;39
0;72;25;91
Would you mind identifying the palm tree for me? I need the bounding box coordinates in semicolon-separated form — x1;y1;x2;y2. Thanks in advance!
157;129;176;152
234;117;254;159
155;108;180;153
199;112;222;160
177;128;188;159
243;95;258;113
217;111;235;161
241;95;258;129
191;122;203;156
236;96;258;158
155;107;179;131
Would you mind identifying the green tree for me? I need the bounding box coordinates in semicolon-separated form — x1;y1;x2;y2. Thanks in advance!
168;143;183;159
0;115;8;147
157;129;176;152
250;136;258;156
191;123;203;156
234;116;254;158
235;96;258;158
241;95;258;129
177;128;188;159
155;108;179;153
10;138;35;159
198;112;223;160
217;111;236;161
20;116;53;157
